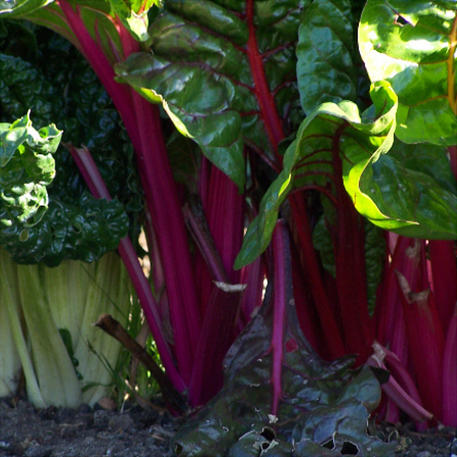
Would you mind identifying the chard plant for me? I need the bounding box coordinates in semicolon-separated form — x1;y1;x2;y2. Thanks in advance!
0;27;141;405
0;111;135;406
0;1;456;455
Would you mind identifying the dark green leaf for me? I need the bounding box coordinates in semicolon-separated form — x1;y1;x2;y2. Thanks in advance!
311;215;335;277
297;0;357;113
1;193;129;265
172;304;394;457
364;222;386;314
0;29;142;263
116;0;311;191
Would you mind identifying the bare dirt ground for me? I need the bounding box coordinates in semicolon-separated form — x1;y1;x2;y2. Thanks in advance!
0;397;455;457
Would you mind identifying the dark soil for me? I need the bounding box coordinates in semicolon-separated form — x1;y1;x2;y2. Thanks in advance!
0;398;177;457
0;397;455;457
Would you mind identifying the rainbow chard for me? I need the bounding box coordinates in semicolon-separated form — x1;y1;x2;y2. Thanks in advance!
115;0;386;363
234;81;399;362
358;0;457;426
397;268;445;420
0;0;207;398
3;0;457;434
443;303;457;426
172;220;394;457
0;0;262;406
357;0;457;238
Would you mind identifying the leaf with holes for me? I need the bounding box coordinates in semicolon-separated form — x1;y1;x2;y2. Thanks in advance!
358;0;457;145
172;304;394;457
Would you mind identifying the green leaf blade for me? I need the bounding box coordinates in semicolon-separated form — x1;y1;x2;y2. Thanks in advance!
0;0;54;17
116;0;309;191
296;0;357;113
236;81;398;268
358;0;457;145
0;112;60;228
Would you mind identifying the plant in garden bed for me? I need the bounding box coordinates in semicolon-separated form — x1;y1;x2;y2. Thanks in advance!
1;1;457;454
0;30;142;406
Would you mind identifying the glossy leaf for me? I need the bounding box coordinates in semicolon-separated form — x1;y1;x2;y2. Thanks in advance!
0;0;53;17
0;112;59;227
109;0;156;42
359;0;457;145
235;81;398;268
115;0;310;191
351;141;457;239
296;0;357;114
172;305;394;457
1;193;129;265
0;28;142;264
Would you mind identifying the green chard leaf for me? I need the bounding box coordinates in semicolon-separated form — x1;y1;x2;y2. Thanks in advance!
109;0;156;42
236;79;457;267
0;0;54;17
235;81;398;267
2;193;129;266
0;112;59;227
296;0;357;113
0;27;143;264
0;113;129;266
116;0;311;191
355;140;457;239
359;0;457;145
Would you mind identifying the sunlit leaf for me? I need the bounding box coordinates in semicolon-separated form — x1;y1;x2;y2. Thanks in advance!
116;0;311;191
359;0;457;145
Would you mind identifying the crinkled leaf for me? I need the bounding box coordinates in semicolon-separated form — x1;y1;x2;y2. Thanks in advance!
358;0;457;145
296;0;357;114
1;193;129;265
116;0;311;191
235;81;398;268
0;28;142;263
172;306;394;457
0;112;60;227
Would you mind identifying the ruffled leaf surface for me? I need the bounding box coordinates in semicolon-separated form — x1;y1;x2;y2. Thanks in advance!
236;80;457;267
0;26;143;264
116;0;310;191
0;112;59;228
172;307;394;457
